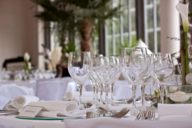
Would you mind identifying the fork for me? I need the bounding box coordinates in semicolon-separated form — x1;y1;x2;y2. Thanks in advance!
136;109;155;120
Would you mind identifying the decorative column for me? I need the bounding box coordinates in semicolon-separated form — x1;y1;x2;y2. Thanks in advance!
160;0;180;54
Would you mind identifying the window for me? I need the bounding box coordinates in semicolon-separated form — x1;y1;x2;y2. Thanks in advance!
144;0;160;53
105;0;136;56
104;0;160;56
46;0;161;57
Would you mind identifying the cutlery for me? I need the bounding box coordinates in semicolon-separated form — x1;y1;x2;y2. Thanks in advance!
111;107;129;118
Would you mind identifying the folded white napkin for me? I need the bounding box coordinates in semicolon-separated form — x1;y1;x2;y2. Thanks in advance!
158;104;192;117
136;39;152;55
4;95;39;111
27;101;78;117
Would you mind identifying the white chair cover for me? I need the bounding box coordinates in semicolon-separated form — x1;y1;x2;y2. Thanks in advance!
0;84;34;109
0;84;33;99
114;80;158;100
36;77;76;100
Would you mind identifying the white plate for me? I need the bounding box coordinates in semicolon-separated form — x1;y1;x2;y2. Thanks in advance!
169;91;190;103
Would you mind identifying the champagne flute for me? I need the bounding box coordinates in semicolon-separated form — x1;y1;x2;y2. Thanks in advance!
68;51;91;106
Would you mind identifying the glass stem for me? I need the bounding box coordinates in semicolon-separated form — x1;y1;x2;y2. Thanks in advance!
79;84;83;105
105;85;109;105
93;84;96;102
160;85;165;104
132;84;136;108
100;84;104;103
111;83;114;104
141;85;146;107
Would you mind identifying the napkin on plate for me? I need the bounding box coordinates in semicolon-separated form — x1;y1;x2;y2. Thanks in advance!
26;101;79;118
3;95;39;111
158;104;192;117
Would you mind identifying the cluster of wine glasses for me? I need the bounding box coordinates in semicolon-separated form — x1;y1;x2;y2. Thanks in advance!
68;48;181;115
68;51;121;106
121;47;181;113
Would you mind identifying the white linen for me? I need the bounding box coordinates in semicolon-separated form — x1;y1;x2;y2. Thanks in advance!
0;82;36;109
4;95;39;111
0;80;36;95
0;116;64;128
0;116;192;128
65;117;192;128
158;103;192;117
1;103;192;128
0;96;10;110
114;81;132;100
64;80;76;98
36;78;75;100
0;84;34;99
114;80;157;100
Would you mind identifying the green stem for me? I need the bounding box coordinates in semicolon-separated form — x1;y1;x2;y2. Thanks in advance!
181;31;189;85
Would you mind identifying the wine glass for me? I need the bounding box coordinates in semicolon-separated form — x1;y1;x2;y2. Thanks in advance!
154;53;175;103
68;51;92;106
121;48;139;112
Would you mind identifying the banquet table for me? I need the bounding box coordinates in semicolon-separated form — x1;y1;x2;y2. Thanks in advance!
0;114;192;128
0;79;192;128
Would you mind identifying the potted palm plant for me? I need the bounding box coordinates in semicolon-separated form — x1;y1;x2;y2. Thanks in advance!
33;0;120;51
32;0;120;76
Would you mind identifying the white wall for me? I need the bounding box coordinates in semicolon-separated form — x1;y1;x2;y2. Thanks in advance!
0;0;38;68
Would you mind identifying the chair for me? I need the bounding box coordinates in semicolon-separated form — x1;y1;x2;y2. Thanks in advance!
2;56;25;71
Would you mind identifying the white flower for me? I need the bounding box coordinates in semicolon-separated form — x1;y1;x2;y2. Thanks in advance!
176;2;189;32
24;52;30;61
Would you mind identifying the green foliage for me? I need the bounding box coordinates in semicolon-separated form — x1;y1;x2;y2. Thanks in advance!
120;35;138;49
32;0;121;26
62;42;76;54
32;0;121;54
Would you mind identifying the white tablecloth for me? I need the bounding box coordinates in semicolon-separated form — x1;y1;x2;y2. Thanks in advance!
65;117;192;128
0;102;192;128
0;114;192;128
0;116;64;128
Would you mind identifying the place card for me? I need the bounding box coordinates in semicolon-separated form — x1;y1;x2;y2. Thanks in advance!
18;106;43;118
